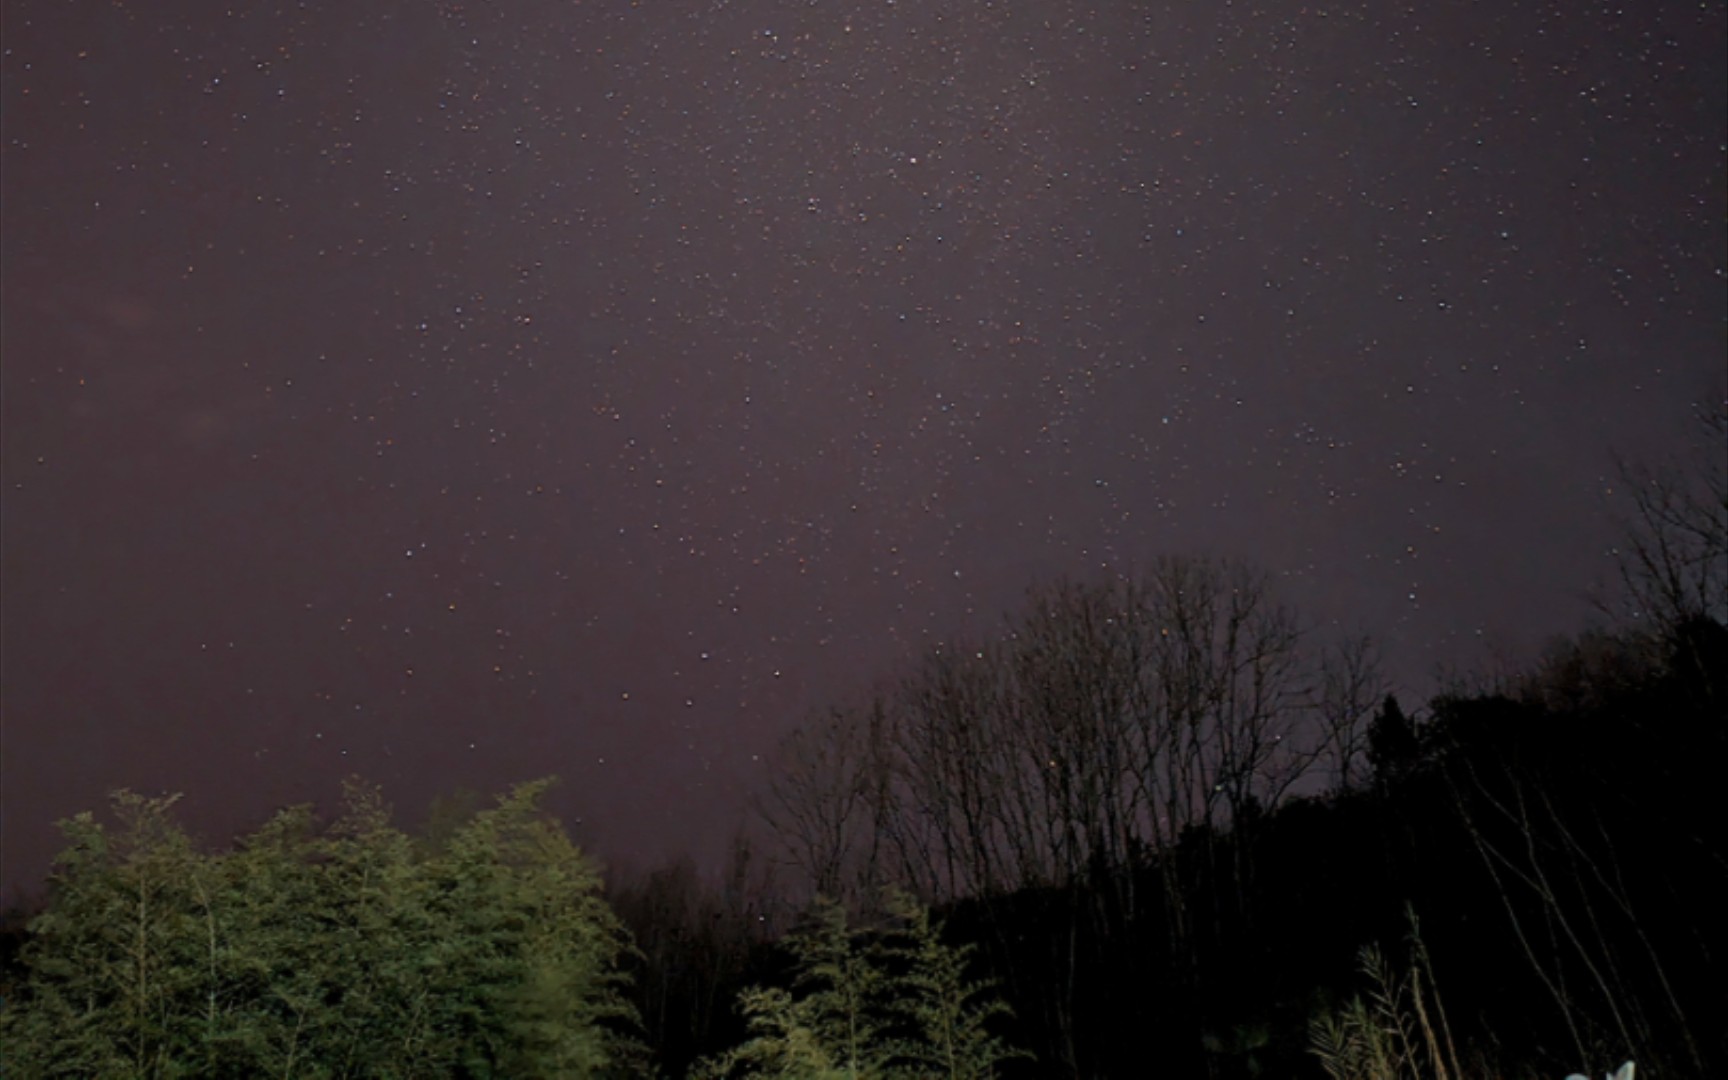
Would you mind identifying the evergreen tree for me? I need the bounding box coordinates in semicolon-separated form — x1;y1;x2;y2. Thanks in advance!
694;896;895;1079
694;892;1029;1079
874;891;1031;1080
0;792;209;1077
0;778;643;1079
1365;696;1421;786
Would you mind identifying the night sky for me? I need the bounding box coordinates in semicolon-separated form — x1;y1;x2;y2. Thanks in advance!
3;0;1723;901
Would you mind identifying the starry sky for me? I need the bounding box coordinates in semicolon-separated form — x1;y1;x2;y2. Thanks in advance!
3;0;1723;901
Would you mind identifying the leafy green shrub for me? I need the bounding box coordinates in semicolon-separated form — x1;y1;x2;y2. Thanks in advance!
694;890;1030;1079
0;779;644;1078
1309;908;1462;1080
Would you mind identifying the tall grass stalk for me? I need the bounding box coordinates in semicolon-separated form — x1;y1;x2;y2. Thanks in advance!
1309;907;1464;1080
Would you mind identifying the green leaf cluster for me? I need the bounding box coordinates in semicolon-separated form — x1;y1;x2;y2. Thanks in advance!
694;890;1030;1080
1310;910;1462;1080
0;779;643;1079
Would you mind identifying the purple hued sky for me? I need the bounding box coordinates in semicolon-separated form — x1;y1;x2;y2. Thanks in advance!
3;0;1723;901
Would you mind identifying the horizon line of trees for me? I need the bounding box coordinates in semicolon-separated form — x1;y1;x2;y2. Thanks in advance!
0;780;1038;1079
756;404;1726;920
739;405;1724;1077
2;404;1722;1078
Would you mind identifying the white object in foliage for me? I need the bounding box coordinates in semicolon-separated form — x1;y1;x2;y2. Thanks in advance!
1565;1062;1634;1080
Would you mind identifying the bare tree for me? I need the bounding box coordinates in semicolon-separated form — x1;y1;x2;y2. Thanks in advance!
609;836;781;1073
753;705;879;902
1007;581;1143;887
1447;752;1709;1075
760;558;1337;907
1315;633;1390;793
1605;403;1727;635
1114;557;1314;840
754;556;1338;1076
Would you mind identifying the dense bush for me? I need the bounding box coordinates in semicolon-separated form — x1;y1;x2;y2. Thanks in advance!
692;891;1030;1080
0;779;645;1079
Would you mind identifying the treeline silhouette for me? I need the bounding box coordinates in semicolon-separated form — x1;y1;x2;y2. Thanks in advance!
729;581;1723;1079
1;412;1721;1077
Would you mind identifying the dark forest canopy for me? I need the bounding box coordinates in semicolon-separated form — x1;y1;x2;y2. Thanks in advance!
5;609;1720;1078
